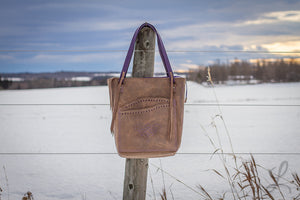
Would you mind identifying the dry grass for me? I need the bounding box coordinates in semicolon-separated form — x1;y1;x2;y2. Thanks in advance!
197;67;300;200
0;182;2;200
150;67;300;199
22;192;33;200
0;166;34;200
153;157;300;200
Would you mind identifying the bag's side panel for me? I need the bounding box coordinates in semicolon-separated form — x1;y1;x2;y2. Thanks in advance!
173;77;186;150
107;78;119;110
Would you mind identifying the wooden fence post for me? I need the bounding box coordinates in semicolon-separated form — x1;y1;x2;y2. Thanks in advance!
122;26;156;200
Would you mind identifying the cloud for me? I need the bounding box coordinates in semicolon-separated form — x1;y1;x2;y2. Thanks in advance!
179;63;199;70
240;10;300;25
101;40;130;49
27;2;112;11
262;41;300;52
0;55;14;60
160;10;300;53
39;19;143;33
30;52;124;63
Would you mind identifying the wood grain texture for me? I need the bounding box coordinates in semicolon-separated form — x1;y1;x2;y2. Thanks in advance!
132;27;155;78
123;26;155;200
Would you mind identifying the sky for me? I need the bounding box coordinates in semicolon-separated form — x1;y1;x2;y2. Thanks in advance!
0;0;300;73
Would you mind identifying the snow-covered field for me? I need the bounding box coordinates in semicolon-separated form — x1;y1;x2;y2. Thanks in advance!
0;82;299;199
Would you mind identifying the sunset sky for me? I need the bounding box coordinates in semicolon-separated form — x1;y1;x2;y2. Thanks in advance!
1;0;300;73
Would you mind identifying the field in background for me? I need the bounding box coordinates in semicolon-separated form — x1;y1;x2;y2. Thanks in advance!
1;57;300;90
0;82;299;199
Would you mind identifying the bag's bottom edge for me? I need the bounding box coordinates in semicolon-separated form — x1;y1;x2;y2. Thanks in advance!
118;151;176;158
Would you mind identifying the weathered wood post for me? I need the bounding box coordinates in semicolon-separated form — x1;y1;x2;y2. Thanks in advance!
123;26;155;200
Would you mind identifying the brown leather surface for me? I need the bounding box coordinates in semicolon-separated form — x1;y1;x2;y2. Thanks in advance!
108;77;185;158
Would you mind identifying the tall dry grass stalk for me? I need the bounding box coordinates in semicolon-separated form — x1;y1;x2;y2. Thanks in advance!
149;167;157;200
2;166;9;200
207;67;246;200
151;162;206;199
159;159;167;200
0;181;2;200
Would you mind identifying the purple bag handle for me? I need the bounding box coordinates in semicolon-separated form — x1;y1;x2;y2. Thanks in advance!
119;22;173;82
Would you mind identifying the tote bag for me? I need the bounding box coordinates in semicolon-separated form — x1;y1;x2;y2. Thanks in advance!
108;23;186;158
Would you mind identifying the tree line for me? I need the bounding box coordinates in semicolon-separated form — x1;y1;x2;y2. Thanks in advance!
0;71;115;90
188;58;300;84
0;77;109;90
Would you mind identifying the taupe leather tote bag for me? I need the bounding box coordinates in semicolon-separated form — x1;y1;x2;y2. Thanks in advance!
108;23;186;158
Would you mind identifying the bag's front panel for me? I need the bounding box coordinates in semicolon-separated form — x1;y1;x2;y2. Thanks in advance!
117;102;178;153
119;78;171;106
109;77;185;157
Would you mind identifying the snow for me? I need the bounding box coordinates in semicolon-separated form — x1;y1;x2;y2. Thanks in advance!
71;77;92;81
0;82;299;199
0;77;24;82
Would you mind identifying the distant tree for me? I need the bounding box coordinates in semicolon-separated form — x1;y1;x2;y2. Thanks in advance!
230;60;238;76
0;76;12;89
254;60;263;80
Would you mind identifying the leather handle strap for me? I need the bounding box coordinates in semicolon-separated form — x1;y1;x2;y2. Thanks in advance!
119;22;174;82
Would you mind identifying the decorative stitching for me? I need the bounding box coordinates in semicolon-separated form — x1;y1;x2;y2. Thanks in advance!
120;104;169;115
122;97;169;109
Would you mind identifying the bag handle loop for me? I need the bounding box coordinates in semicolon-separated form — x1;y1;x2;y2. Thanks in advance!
119;22;174;83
